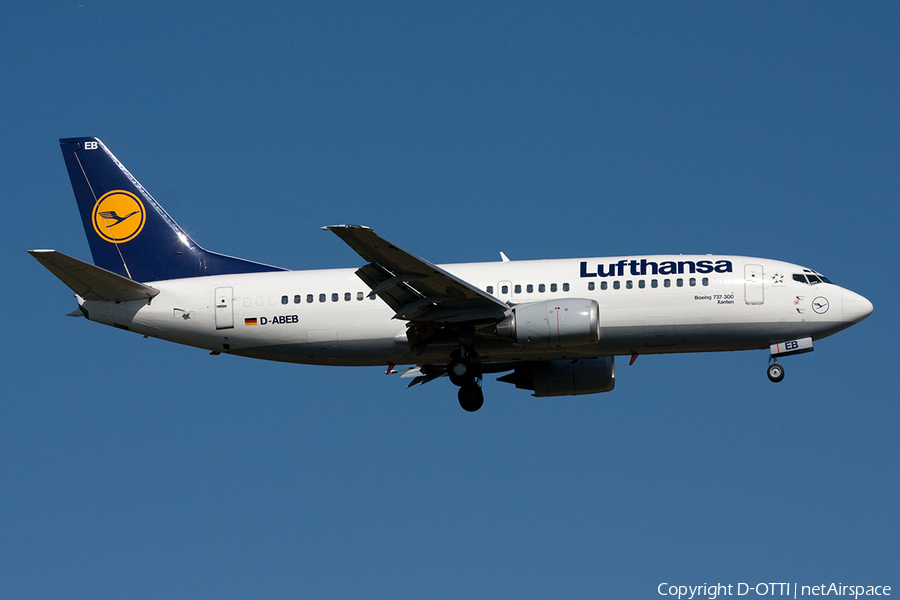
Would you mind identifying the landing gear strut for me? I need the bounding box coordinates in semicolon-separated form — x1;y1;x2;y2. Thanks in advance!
767;360;785;383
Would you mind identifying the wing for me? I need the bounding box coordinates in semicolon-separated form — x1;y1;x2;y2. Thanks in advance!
324;225;508;324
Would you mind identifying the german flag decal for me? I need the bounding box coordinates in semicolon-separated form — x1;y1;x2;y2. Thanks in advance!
244;317;258;326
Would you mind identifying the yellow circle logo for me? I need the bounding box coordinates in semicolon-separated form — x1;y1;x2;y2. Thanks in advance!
92;190;146;243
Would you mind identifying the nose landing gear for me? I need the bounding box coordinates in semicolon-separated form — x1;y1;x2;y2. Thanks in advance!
767;337;814;383
767;359;785;383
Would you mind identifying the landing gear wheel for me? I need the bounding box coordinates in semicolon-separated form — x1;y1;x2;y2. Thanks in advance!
458;383;484;412
447;357;475;386
767;362;785;383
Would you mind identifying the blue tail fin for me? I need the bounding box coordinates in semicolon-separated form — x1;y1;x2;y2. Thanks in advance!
59;137;286;282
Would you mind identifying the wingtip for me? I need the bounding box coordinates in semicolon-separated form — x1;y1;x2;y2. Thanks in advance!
322;224;373;232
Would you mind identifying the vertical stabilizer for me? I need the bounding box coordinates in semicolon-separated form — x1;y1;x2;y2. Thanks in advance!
59;137;285;282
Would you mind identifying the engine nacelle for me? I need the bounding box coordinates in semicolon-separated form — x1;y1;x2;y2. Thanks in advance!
497;298;600;347
498;357;615;397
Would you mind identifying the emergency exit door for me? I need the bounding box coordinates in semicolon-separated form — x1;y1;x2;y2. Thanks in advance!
215;287;234;329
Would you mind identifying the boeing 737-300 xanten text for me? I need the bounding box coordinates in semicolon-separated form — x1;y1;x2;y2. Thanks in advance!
30;138;874;411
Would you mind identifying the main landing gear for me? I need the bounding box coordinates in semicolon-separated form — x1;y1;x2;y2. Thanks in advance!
448;342;484;412
767;359;785;383
457;380;484;412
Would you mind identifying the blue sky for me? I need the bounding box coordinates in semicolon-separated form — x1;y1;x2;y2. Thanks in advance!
2;2;897;598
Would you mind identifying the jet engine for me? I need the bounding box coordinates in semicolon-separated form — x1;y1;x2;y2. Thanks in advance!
498;357;615;397
496;298;600;347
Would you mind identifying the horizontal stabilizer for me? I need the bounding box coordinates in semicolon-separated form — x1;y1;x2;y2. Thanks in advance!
28;250;159;302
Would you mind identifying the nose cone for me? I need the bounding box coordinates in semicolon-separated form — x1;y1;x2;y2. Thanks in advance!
842;288;874;325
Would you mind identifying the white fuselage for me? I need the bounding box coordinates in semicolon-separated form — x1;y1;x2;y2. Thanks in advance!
79;255;872;367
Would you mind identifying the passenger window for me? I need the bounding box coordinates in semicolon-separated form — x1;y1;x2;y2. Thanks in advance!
638;280;645;289
344;292;351;301
332;293;339;302
664;279;671;288
538;284;546;293
563;283;569;292
281;295;288;305
702;277;709;286
626;280;633;289
357;292;365;301
550;283;557;292
514;284;522;294
487;286;494;294
689;278;696;287
319;293;326;303
613;281;620;290
527;284;534;293
651;280;658;288
307;294;314;303
501;285;509;294
293;295;301;304
676;278;683;287
588;282;595;291
601;281;608;290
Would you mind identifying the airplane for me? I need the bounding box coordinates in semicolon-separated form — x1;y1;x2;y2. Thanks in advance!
30;137;874;412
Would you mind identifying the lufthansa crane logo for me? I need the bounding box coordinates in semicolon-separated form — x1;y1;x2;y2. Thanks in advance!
812;296;830;314
91;190;146;243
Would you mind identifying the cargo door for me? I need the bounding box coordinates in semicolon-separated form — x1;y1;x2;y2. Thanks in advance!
215;286;234;329
744;264;764;305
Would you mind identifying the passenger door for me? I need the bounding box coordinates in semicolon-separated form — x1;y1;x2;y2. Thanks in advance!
744;264;764;305
215;286;234;329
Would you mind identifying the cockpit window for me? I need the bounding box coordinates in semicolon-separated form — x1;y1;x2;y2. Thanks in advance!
794;272;834;285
